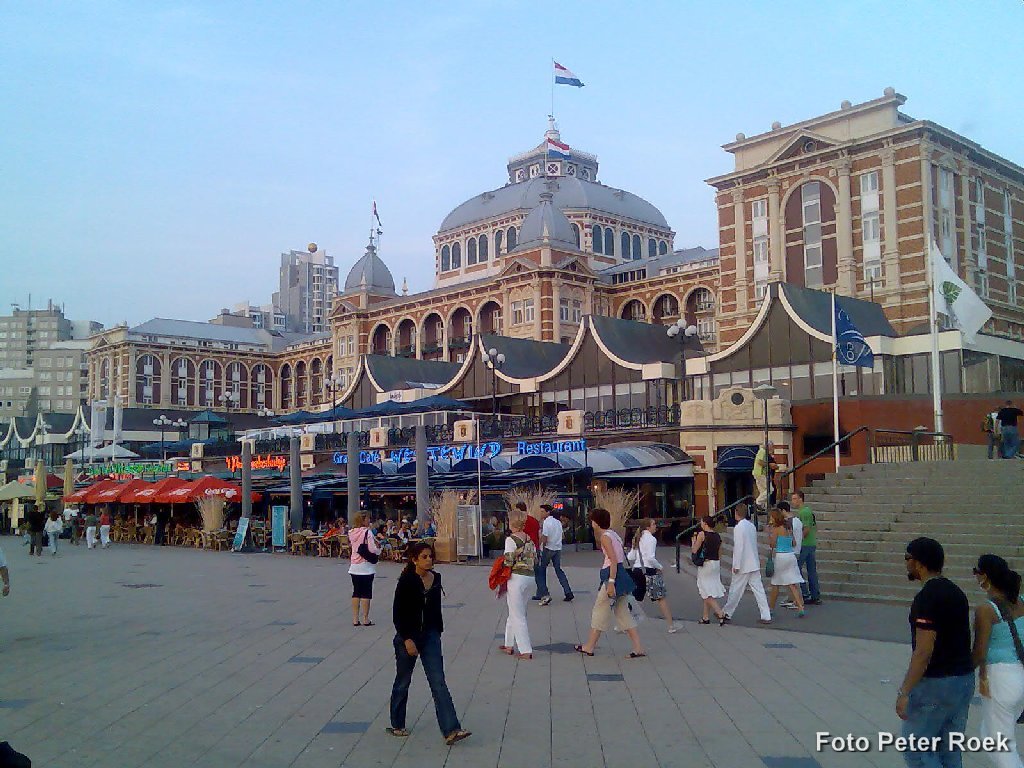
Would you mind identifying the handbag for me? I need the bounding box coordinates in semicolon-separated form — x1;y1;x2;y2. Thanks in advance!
630;540;647;601
691;533;706;567
488;556;511;591
356;530;379;564
599;562;636;599
765;550;775;578
991;599;1024;723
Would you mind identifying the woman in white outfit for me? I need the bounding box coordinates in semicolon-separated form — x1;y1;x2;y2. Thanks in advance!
691;516;727;625
972;554;1024;768
44;511;63;556
766;507;805;618
627;519;679;633
499;508;536;660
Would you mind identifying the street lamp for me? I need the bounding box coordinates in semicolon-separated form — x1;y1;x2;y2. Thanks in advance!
666;320;697;403
482;347;506;420
153;415;187;461
218;391;239;411
324;373;344;433
37;420;52;467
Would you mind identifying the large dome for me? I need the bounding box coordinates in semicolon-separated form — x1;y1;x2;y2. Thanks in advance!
438;175;669;234
343;242;396;295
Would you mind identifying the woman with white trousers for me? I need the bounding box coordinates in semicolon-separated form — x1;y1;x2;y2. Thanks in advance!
498;508;536;660
972;553;1024;768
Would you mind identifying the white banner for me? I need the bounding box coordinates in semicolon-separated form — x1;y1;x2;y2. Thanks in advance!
930;243;992;344
90;401;107;449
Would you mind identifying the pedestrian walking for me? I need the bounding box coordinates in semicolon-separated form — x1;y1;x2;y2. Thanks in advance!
0;543;10;596
896;537;974;768
691;516;726;625
971;554;1024;768
44;511;63;557
574;507;646;659
721;503;772;625
534;505;574;605
348;513;379;626
84;510;98;549
792;490;822;605
63;505;79;545
984;405;1002;460
387;541;471;746
26;505;45;557
766;507;805;618
499;508;536;659
997;400;1023;459
99;510;112;548
778;501;804;610
627;518;680;632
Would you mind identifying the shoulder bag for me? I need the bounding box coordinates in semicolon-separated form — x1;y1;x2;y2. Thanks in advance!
764;549;775;578
991;600;1024;723
691;532;706;568
630;539;648;602
356;529;379;564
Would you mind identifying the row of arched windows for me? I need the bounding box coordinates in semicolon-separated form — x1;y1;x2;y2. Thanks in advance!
440;227;519;272
591;224;669;260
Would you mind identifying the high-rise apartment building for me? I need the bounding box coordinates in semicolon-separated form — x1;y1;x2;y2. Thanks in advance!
275;244;338;334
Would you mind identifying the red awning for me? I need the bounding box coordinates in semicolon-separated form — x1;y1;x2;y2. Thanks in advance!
155;475;256;504
64;479;119;503
122;476;188;504
89;480;152;505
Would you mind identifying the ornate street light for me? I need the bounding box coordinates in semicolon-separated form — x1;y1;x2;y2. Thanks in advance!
482;347;506;421
323;373;345;433
153;414;187;461
666;320;697;403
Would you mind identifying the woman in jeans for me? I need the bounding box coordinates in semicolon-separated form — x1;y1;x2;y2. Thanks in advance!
691;516;727;625
348;513;379;626
972;554;1024;768
627;518;680;633
574;508;645;659
388;541;471;745
499;508;536;660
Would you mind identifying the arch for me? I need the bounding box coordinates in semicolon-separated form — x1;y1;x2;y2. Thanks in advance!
135;354;161;405
309;358;324;406
659;240;668;255
371;323;393;356
294;360;308;407
651;293;680;325
781;175;840;288
592;223;603;254
226;361;249;409
603;227;614;255
621;231;631;259
506;226;517;250
494;229;503;256
396;318;417;358
170;357;195;406
632;234;642;260
478;300;502;335
422;312;445;360
449;306;473;343
467;237;477;265
478;233;488;262
571;223;581;247
620;299;647;322
250;363;272;411
440;244;451;272
198;359;223;408
280;363;293;411
450;241;462;269
648;238;657;258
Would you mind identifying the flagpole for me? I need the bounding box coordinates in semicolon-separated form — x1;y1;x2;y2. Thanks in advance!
926;234;944;434
550;58;555;119
831;291;841;470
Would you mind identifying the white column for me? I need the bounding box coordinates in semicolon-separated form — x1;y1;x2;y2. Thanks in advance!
768;178;784;281
836;156;855;295
881;145;901;292
960;168;975;286
732;189;749;308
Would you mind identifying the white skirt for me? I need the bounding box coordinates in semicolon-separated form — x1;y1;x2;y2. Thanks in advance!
771;552;804;586
696;560;726;599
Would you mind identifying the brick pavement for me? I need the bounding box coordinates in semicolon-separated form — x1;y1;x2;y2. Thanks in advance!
0;537;997;767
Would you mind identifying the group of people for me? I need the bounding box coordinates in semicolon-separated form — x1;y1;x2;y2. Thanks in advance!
18;504;113;555
898;538;1024;768
984;399;1023;460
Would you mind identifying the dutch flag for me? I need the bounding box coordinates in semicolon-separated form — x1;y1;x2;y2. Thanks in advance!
553;61;584;88
546;137;571;160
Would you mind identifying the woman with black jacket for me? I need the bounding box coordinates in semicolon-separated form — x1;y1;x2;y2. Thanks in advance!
388;541;471;746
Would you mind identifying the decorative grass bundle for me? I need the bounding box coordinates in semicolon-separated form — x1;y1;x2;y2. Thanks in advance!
594;486;639;537
196;495;227;532
502;486;556;520
429;490;461;542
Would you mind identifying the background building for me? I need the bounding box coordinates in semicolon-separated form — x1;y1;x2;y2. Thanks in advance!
274;244;338;334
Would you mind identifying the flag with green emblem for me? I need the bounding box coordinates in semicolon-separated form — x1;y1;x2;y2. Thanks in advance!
930;242;992;344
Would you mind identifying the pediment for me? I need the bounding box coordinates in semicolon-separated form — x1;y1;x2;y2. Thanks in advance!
498;256;539;277
553;253;596;278
767;131;840;164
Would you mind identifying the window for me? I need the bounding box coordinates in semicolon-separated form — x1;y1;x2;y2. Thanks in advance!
571;223;580;247
512;301;524;325
751;199;767;219
940;211;953;241
659;240;668;255
621;232;631;259
559;298;570;322
467;237;477;265
753;235;769;298
507;227;517;250
647;238;657;258
441;245;450;272
977;270;989;298
592;224;603;254
19;386;30;395
604;227;614;255
572;300;582;323
801;182;821;224
804;242;823;288
697;317;716;341
860;171;879;195
975;178;986;224
694;288;715;312
494;229;503;256
479;234;488;262
451;242;461;268
977;225;988;270
632;234;642;260
524;298;535;323
755;282;768;300
39;386;51;396
39;372;51;381
863;211;881;243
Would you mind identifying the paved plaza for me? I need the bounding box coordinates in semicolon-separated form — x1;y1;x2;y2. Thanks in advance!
0;538;1000;768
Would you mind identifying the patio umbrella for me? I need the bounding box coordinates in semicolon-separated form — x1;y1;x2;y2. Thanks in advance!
0;481;36;501
121;476;188;504
34;460;46;510
89;479;151;505
63;479;119;504
63;459;74;510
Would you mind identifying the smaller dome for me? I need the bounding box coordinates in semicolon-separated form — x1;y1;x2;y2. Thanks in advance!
344;241;396;295
513;189;580;253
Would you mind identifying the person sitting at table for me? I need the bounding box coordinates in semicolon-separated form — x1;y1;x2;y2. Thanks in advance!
398;521;412;544
424;518;437;538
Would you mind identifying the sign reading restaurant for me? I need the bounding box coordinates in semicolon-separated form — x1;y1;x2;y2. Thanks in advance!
516;439;587;455
225;454;288;473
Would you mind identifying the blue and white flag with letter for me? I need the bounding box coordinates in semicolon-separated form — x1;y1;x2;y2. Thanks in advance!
834;304;874;368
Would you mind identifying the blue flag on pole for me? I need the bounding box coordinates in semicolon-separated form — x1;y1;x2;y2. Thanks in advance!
834;305;874;368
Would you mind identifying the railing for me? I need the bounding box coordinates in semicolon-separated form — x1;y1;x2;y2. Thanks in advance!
675;495;754;573
448;336;471;350
773;426;872;499
396;344;416;358
870;429;955;463
477;405;681;440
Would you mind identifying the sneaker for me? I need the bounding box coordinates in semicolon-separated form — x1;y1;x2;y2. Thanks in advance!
808;598;823;605
539;596;552;606
531;596;543;601
563;594;574;602
780;599;795;608
667;623;680;634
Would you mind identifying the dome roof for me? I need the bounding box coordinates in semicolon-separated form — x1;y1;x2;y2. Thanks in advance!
513;190;580;253
438;175;669;233
344;242;396;295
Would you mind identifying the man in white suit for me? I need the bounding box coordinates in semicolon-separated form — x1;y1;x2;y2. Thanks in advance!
721;504;772;625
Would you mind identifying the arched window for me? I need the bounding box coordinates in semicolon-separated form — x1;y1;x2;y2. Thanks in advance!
199;360;222;407
478;234;488;262
571;223;580;247
280;364;292;410
633;234;642;260
659;240;668;255
250;364;271;410
441;245;450;272
604;227;614;255
451;242;462;268
135;354;160;405
494;230;503;256
507;226;517;250
467;237;477;265
621;232;631;259
171;358;195;406
592;224;603;254
648;238;657;258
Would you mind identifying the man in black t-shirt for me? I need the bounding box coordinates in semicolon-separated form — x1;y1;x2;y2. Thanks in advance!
996;399;1023;459
896;537;974;767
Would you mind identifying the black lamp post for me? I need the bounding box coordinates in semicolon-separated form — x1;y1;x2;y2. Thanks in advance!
482;347;506;421
153;415;187;461
666;319;697;404
324;373;344;433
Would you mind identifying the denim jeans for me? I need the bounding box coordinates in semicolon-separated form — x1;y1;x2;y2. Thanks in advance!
988;432;999;459
1001;426;1021;459
390;632;460;736
535;549;573;598
901;673;974;768
797;546;819;601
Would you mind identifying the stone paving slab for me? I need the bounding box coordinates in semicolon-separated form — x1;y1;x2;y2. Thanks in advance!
0;536;1002;767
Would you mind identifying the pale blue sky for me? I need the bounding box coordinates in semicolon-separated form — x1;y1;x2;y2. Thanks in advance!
2;1;1022;327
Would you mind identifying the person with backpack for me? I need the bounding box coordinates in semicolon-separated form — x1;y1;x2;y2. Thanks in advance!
348;513;380;626
498;507;536;660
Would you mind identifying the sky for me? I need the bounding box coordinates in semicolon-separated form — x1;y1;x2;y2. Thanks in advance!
2;0;1023;328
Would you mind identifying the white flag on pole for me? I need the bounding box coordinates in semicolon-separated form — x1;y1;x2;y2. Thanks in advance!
930;242;992;344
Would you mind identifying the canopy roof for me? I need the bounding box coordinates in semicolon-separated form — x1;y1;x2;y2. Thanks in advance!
0;480;36;500
65;444;141;460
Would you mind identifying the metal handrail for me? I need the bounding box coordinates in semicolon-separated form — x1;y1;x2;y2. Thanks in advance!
776;426;872;485
675;494;754;573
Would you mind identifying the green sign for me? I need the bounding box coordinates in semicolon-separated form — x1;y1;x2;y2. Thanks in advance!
85;461;174;478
